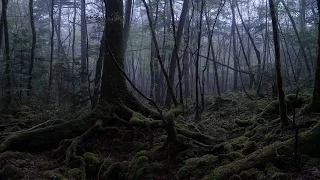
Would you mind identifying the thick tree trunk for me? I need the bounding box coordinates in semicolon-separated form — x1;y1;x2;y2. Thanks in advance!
269;0;289;126
100;0;129;103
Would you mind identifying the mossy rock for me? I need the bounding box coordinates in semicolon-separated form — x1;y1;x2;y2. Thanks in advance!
240;168;259;179
227;152;245;160
126;150;165;180
67;168;83;179
0;165;23;180
242;141;257;155
211;142;233;155
265;163;281;177
82;152;110;178
305;158;320;168
177;155;217;180
102;161;129;180
43;169;67;180
235;119;253;127
271;172;290;180
229;174;241;180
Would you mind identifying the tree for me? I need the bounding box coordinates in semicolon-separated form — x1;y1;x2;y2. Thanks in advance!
307;0;320;112
27;0;36;97
269;0;289;126
165;0;189;106
80;0;88;101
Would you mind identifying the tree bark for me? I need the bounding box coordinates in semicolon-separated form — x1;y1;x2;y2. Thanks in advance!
311;0;320;110
269;0;289;126
27;0;36;97
165;0;189;106
2;0;11;111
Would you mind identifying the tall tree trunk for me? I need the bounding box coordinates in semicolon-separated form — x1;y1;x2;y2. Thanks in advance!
71;0;76;93
195;0;204;121
280;0;311;78
80;0;88;100
27;0;36;97
269;0;289;126
123;0;132;51
311;0;320;111
165;0;189;106
92;25;106;108
235;1;260;91
2;0;11;111
231;0;238;91
100;0;128;102
142;0;178;107
48;0;54;100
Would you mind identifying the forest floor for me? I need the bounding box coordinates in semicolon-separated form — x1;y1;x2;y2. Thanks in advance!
1;92;320;179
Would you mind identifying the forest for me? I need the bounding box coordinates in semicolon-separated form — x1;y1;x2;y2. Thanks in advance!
0;0;320;179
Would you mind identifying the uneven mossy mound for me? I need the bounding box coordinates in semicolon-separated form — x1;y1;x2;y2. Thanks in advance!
261;93;311;119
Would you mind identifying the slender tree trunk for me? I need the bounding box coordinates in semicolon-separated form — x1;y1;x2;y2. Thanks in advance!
165;0;189;106
123;0;132;51
2;0;11;111
71;0;76;93
27;0;36;97
269;0;289;126
48;0;54;100
311;0;320;110
142;0;178;107
92;25;106;108
80;0;88;100
231;0;238;91
195;0;204;121
235;1;261;91
280;0;311;78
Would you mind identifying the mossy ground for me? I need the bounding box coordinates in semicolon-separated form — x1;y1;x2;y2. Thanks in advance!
0;92;320;179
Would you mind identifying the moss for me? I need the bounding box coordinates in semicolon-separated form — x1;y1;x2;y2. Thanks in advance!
0;115;97;152
126;150;165;180
102;161;129;180
297;120;320;157
160;135;167;142
168;104;184;117
235;119;253;127
67;168;83;179
229;174;241;180
203;141;290;180
242;141;257;155
305;158;320;168
265;163;281;177
82;152;102;177
176;128;215;145
211;142;233;155
43;169;67;180
177;155;217;180
0;151;32;160
129;112;164;128
4;125;21;133
227;152;245;160
69;156;85;169
271;172;290;180
0;165;23;179
261;101;279;118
